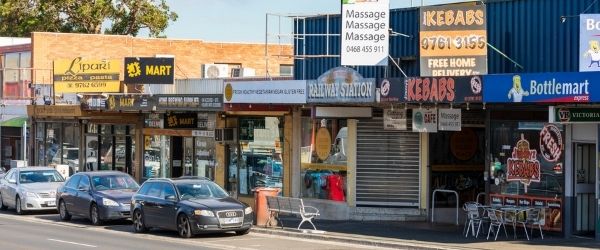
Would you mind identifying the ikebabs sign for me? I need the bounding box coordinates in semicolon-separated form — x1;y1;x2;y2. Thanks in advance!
378;76;483;103
53;57;121;93
419;4;487;77
124;57;174;84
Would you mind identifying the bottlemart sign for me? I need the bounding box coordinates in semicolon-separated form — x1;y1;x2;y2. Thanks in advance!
550;107;600;123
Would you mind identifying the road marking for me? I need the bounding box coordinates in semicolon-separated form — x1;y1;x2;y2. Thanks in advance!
47;238;97;248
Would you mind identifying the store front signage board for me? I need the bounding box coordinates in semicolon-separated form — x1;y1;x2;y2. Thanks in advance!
53;57;121;93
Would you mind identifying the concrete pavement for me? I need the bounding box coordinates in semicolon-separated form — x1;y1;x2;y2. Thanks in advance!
250;217;600;250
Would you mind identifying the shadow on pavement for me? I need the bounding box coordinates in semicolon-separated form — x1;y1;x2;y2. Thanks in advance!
273;216;600;249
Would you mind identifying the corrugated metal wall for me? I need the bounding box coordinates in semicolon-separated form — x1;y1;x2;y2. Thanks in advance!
295;0;600;80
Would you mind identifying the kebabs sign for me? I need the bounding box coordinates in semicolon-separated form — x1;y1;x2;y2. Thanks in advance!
506;134;541;193
419;4;487;77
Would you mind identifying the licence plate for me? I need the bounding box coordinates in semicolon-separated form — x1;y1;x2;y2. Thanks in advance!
222;218;240;224
46;201;56;206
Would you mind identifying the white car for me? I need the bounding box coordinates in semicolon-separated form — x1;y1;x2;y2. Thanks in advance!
0;167;65;214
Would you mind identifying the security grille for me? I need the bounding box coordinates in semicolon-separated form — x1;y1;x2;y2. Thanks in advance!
356;118;420;207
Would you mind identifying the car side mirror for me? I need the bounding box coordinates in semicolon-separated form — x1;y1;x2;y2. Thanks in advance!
165;195;177;202
78;187;89;192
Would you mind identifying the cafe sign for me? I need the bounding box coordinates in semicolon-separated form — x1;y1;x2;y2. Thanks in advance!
412;108;437;133
53;57;121;93
124;57;174;84
506;134;541;193
307;67;375;103
156;94;222;111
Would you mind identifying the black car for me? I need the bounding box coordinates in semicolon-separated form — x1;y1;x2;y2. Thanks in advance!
131;177;253;238
56;171;139;225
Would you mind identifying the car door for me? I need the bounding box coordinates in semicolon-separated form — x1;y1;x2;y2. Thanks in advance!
155;183;179;230
0;170;15;206
73;175;93;216
142;182;162;227
3;170;18;207
61;175;81;212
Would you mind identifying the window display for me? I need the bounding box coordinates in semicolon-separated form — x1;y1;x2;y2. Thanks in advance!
143;135;170;179
300;117;347;202
489;120;564;232
236;117;284;195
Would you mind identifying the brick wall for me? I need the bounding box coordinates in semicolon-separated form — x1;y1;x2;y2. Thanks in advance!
32;32;293;84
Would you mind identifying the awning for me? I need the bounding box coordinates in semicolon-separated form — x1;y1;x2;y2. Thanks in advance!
0;116;28;127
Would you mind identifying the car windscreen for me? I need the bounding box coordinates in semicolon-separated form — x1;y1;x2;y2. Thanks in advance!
91;175;139;191
176;182;229;200
19;170;65;183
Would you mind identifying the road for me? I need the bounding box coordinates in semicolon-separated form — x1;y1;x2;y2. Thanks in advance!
0;209;381;250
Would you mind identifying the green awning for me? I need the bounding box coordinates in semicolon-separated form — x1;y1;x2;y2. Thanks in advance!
1;117;28;127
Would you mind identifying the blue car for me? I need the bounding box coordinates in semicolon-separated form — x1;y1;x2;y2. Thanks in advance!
56;171;139;225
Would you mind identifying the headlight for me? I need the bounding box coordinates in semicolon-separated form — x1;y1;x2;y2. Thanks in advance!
244;207;253;215
25;192;38;198
193;209;214;217
102;198;119;207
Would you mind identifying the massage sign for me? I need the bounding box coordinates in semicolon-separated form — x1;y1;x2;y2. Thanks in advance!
506;134;541;193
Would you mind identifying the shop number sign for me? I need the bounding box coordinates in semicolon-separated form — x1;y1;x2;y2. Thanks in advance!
506;134;541;192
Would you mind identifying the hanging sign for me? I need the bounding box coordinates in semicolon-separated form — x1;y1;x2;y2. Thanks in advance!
164;113;198;129
438;108;461;131
341;0;389;66
124;57;174;84
419;5;487;76
53;57;121;93
506;134;541;193
580;14;600;72
383;108;407;130
412;108;437;133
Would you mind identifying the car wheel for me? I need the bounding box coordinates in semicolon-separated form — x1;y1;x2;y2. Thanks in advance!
132;209;148;233
58;200;71;221
0;192;7;210
235;228;250;235
90;203;103;225
177;214;193;238
15;196;25;215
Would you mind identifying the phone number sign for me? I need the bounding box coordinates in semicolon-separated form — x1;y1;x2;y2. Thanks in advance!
419;4;487;77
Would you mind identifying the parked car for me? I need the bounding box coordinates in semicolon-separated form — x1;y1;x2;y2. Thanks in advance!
0;167;65;214
131;177;253;238
56;171;139;225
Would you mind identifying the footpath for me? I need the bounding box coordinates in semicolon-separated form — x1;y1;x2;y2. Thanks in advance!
251;218;600;250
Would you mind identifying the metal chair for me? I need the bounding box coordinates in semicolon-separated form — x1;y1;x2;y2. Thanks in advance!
525;207;545;239
463;202;483;238
486;208;508;241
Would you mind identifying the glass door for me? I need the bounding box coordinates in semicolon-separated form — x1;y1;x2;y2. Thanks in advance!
574;143;597;236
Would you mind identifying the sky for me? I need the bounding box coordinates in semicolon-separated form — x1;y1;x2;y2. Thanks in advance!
158;0;466;43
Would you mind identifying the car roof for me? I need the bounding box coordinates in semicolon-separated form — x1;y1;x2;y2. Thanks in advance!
15;167;57;171
145;176;211;184
76;171;131;177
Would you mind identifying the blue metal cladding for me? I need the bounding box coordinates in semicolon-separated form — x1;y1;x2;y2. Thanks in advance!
294;0;600;80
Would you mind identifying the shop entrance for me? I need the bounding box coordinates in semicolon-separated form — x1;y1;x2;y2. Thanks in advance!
573;143;597;236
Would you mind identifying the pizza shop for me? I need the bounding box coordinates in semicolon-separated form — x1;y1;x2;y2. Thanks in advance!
482;72;600;235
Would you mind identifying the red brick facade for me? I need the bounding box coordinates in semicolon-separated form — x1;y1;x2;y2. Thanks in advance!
32;32;293;84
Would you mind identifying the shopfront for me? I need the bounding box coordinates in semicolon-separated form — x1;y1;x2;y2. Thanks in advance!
221;80;305;206
141;94;221;181
482;72;600;234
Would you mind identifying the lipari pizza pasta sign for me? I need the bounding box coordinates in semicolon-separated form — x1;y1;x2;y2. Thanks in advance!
506;134;541;193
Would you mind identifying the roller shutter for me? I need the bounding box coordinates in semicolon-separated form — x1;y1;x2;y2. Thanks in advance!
356;118;420;207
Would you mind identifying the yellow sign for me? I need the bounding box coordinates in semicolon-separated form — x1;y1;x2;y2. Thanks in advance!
224;83;233;101
53;57;121;93
315;127;332;161
27;105;84;117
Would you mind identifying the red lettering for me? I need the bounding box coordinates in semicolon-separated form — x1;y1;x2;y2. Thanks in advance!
439;78;447;102
430;78;439;101
408;79;416;101
416;78;423;101
446;78;455;101
423;78;431;101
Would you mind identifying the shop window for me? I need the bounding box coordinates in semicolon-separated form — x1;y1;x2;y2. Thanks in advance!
46;123;62;166
143;135;170;179
489;120;565;232
235;117;284;195
35;122;45;166
62;123;80;173
300;117;348;202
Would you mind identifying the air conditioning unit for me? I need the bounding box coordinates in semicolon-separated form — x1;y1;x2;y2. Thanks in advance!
203;64;229;78
215;128;237;143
